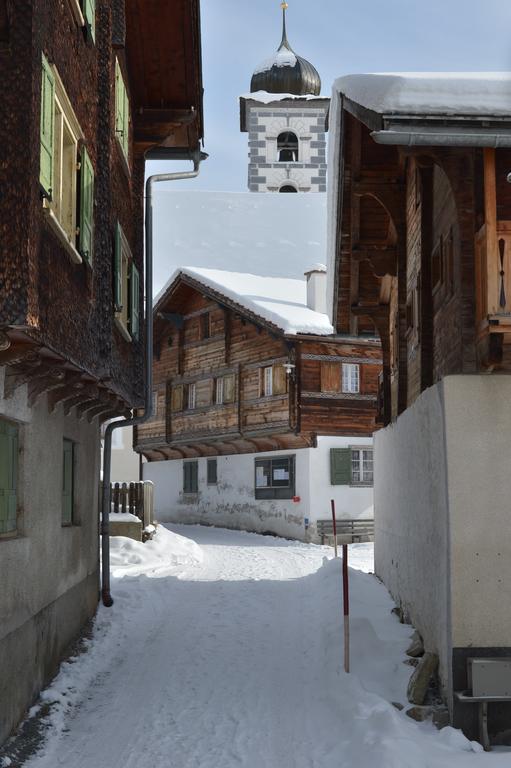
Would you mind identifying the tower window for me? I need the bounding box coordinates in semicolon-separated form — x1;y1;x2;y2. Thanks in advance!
279;185;298;193
277;132;298;162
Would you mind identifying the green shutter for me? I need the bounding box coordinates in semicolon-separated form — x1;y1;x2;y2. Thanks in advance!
0;420;18;535
83;0;95;42
62;439;74;525
330;448;351;486
40;54;55;198
79;145;94;263
115;59;129;159
114;222;123;311
184;461;198;493
130;262;140;340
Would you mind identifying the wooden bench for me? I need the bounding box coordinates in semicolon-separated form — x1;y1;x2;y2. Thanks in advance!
316;518;374;545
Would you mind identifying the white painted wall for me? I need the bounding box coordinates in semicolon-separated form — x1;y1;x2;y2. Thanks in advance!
374;383;451;694
110;424;140;483
375;374;511;704
144;437;374;543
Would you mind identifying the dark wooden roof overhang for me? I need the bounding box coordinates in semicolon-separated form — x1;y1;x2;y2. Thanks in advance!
0;327;133;420
125;0;204;158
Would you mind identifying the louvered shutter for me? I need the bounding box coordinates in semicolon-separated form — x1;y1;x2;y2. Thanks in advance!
115;59;125;148
273;365;287;395
330;448;351;485
130;262;140;340
114;222;123;311
321;361;341;393
79;146;94;263
171;384;183;412
0;420;18;535
40;54;55;198
223;374;235;403
83;0;95;42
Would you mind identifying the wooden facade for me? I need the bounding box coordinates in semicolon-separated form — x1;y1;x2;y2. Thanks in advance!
330;86;511;425
135;272;381;461
0;0;203;417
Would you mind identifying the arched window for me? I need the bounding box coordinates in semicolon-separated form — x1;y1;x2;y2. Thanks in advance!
279;185;298;193
277;132;298;162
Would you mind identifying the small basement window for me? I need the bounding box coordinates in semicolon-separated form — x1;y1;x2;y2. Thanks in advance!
207;458;218;485
183;461;198;494
255;455;295;500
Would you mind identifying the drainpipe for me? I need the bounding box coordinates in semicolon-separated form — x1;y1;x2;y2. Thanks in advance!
101;148;207;607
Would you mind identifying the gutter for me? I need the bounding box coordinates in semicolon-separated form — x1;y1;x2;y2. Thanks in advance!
100;147;207;607
371;130;511;147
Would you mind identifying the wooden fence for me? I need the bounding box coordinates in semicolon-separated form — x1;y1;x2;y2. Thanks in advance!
110;481;154;528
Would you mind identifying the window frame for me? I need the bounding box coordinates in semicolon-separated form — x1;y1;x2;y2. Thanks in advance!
263;366;273;397
41;60;85;265
115;58;130;166
350;447;374;486
342;363;360;394
254;455;295;500
113;222;139;343
186;382;197;411
215;376;224;405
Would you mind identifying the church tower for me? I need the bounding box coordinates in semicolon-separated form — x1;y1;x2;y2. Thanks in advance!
240;2;329;193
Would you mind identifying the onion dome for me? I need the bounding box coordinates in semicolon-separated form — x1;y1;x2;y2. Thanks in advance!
250;2;321;97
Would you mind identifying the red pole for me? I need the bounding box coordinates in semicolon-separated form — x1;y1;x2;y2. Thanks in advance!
343;543;350;673
330;499;338;558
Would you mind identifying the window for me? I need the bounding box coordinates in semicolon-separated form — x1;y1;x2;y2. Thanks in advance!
431;236;443;293
263;366;273;397
0;418;18;536
261;365;287;397
215;376;224;405
255;455;295;500
342;363;360;394
277;132;298;162
115;58;130;162
152;390;158;418
68;0;95;41
207;459;217;485
330;447;373;486
62;439;74;525
186;382;196;410
40;55;94;264
279;185;298;193
183;461;198;494
113;222;140;342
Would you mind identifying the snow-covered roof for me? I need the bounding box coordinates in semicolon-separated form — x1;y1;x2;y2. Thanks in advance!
334;72;511;117
241;90;328;104
253;50;297;75
156;267;334;337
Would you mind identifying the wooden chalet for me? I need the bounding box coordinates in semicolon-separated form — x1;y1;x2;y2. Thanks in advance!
328;73;511;425
327;73;511;742
135;267;381;462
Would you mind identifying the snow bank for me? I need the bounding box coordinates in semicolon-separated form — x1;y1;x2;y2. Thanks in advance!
156;266;334;336
110;525;203;577
334;72;511;117
109;512;140;523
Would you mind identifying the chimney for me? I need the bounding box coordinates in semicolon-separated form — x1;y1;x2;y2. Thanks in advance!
304;264;327;313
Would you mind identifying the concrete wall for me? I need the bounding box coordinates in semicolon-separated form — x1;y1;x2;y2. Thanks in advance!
375;375;511;733
0;368;100;744
144;437;374;542
374;382;451;694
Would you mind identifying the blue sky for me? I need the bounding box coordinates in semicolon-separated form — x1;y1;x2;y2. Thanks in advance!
147;0;511;191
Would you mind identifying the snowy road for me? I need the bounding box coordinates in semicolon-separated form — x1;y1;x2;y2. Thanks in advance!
16;525;511;768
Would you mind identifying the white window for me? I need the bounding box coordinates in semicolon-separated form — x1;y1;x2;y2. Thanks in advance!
263;366;273;397
342;363;360;394
215;377;224;405
187;383;196;410
351;448;373;485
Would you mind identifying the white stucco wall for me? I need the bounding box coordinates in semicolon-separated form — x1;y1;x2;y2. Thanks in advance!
144;438;374;542
110;424;140;483
374;382;451;692
442;375;511;648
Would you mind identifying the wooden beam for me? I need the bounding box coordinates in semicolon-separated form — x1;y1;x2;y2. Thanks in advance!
484;148;499;314
27;369;67;406
352;247;397;277
47;379;86;412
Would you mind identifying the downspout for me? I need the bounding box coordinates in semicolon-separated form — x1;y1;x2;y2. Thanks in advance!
101;148;207;607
